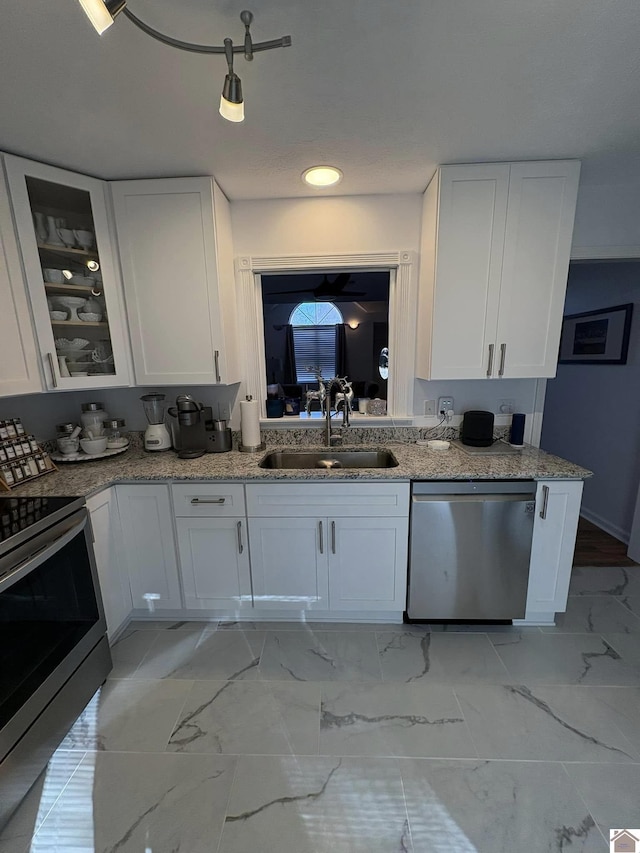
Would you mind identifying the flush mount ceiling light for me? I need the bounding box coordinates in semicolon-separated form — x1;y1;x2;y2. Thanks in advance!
76;2;291;123
302;166;343;188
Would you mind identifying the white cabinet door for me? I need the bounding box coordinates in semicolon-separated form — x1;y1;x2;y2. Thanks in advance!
526;479;583;618
176;517;252;610
111;177;239;385
0;166;41;397
429;164;510;380
497;161;581;378
3;154;132;391
247;516;329;611
87;488;132;639
417;160;580;381
116;484;182;611
328;517;408;612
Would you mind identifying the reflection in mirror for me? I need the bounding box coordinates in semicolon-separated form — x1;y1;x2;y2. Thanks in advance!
261;271;390;417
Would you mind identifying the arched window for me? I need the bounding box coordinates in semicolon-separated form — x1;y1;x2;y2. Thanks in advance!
289;302;343;383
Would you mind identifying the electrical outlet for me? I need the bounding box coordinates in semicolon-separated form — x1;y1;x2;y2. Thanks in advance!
424;399;436;416
498;398;515;414
438;396;454;416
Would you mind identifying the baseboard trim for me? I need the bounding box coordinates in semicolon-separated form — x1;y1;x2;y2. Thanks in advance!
580;507;629;544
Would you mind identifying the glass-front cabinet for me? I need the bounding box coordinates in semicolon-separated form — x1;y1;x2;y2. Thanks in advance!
3;155;131;390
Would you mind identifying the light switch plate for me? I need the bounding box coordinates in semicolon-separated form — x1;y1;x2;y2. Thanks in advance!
424;400;436;416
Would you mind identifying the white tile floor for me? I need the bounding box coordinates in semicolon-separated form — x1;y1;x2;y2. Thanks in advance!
2;565;640;852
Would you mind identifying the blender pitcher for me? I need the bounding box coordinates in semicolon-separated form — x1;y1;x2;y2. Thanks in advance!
140;393;172;451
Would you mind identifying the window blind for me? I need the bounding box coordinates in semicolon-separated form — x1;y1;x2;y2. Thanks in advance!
292;325;336;383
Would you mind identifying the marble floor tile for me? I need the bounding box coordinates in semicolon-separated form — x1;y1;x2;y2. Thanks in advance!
455;683;640;762
218;755;412;853
378;631;510;683
319;682;476;758
564;762;640;838
400;758;606;852
59;678;192;752
620;595;640;620
26;751;236;853
540;595;640;634
134;628;265;680
167;680;320;755
0;751;85;853
569;566;640;597
603;632;640;669
259;631;382;682
108;626;160;677
490;632;640;685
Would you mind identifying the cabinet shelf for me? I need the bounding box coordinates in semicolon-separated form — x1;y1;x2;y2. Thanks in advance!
51;319;107;328
44;282;97;295
37;243;94;257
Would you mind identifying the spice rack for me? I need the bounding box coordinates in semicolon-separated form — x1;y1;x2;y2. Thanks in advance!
0;418;56;491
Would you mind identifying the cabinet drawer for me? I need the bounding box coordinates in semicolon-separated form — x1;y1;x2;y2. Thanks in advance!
171;483;246;517
246;483;409;518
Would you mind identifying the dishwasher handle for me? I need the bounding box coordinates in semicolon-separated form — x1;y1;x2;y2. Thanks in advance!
412;493;536;504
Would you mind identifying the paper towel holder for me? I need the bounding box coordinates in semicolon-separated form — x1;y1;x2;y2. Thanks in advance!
239;394;266;453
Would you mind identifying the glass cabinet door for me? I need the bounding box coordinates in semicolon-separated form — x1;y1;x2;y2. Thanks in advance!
3;155;131;390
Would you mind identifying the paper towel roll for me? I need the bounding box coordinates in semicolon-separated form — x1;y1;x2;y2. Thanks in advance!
240;397;261;448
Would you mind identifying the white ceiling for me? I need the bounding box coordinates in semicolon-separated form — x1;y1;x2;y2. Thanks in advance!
2;0;639;200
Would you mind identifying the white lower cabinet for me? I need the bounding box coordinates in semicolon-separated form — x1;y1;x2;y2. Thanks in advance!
246;483;410;615
116;484;182;611
86;488;132;639
176;517;252;610
524;479;583;621
248;517;329;610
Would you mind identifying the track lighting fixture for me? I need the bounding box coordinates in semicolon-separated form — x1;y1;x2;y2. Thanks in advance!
76;3;291;123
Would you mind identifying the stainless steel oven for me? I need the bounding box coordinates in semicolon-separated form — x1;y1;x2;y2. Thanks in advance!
0;495;112;829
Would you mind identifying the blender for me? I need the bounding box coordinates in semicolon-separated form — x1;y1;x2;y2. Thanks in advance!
140;393;172;451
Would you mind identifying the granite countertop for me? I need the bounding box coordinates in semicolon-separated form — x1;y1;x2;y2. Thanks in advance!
9;442;592;499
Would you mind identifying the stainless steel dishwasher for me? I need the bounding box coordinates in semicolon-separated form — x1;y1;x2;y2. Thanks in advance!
407;480;537;621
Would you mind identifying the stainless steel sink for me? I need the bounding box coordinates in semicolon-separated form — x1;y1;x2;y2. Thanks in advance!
259;449;399;470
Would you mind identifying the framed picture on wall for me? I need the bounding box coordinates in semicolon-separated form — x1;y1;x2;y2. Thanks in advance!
559;302;634;364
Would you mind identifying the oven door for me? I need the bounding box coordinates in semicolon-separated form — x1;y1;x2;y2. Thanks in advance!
0;508;109;761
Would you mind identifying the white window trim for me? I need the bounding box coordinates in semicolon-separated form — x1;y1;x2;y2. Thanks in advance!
235;251;417;419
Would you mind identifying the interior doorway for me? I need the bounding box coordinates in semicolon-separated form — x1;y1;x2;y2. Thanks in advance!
540;260;640;557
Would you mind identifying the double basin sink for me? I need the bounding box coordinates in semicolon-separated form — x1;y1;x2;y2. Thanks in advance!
259;449;399;470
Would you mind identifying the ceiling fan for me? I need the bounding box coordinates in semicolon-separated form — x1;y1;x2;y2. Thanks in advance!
269;273;366;300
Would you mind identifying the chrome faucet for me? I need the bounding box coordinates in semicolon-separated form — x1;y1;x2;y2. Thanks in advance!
325;377;350;447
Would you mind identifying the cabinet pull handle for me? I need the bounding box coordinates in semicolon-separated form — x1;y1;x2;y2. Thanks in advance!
46;352;58;388
539;485;549;519
486;344;494;377
190;497;225;505
236;520;244;554
214;350;221;383
331;520;336;554
318;520;323;554
498;343;506;377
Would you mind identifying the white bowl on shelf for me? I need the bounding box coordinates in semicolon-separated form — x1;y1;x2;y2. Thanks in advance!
49;310;67;321
54;297;87;321
78;312;102;322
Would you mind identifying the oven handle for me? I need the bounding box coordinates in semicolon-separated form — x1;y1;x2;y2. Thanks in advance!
0;510;88;594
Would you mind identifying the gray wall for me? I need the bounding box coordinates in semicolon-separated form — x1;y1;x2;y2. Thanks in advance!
540;261;640;541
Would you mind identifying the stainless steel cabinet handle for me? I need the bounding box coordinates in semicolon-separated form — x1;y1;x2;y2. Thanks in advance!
539;485;550;519
46;352;58;388
236;520;244;554
498;343;506;377
214;350;221;383
486;344;494;377
331;520;336;554
190;497;225;505
318;520;323;554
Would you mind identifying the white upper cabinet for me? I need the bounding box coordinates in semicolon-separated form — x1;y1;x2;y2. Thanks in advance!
0;164;42;397
111;177;240;386
3;154;132;391
416;160;580;380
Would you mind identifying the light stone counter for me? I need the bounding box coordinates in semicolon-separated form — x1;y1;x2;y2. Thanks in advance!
10;441;591;499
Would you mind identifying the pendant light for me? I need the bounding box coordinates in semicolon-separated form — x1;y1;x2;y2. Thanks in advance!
219;38;244;122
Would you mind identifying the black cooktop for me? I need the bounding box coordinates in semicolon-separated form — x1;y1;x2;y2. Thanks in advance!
0;496;82;548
